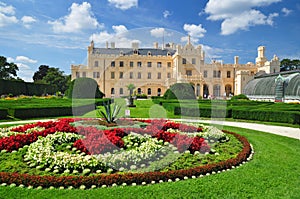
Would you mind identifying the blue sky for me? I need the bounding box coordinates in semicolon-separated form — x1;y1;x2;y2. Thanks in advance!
0;0;299;82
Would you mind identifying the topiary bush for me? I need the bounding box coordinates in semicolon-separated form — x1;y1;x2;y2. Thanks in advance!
67;78;104;99
230;94;249;101
164;83;196;100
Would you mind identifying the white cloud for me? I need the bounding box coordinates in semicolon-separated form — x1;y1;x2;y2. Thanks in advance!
0;2;18;27
15;56;38;64
48;2;102;33
182;24;206;43
16;63;34;82
112;25;128;34
204;0;281;35
163;10;172;18
221;10;278;35
281;8;292;16
21;16;36;28
108;0;138;10
90;25;140;48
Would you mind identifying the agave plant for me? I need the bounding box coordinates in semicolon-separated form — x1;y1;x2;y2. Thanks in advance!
97;102;121;123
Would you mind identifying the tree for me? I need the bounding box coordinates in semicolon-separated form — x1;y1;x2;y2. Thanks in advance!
164;83;196;100
280;58;300;71
0;56;19;80
42;67;69;93
67;77;104;99
33;65;49;82
126;83;136;96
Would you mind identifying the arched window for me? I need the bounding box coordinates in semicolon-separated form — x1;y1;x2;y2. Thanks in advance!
225;85;232;97
213;84;221;97
147;88;151;95
203;84;209;98
157;88;161;96
196;84;200;97
137;88;141;94
111;88;115;95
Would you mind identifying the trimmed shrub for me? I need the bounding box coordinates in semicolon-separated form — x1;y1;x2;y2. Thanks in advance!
230;94;249;101
232;109;300;124
0;79;55;96
174;106;231;118
164;83;196;100
0;109;7;119
67;78;104;99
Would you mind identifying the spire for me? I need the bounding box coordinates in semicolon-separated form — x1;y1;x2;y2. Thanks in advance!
188;35;191;45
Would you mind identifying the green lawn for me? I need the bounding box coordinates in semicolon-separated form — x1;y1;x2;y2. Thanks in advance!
0;126;299;199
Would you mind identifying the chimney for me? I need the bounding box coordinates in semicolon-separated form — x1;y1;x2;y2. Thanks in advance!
234;56;239;65
111;42;115;49
154;42;158;49
132;42;139;49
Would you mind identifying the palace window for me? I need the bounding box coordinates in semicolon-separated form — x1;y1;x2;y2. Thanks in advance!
129;72;133;79
138;72;141;79
167;72;171;78
137;62;142;67
167;62;171;67
93;72;99;78
147;88;152;95
119;61;124;67
227;71;231;78
182;58;187;64
111;72;115;79
192;58;196;65
76;72;80;78
130;61;134;67
111;61;115;67
157;62;162;68
111;88;115;95
204;70;208;78
82;72;86;78
94;61;98;67
213;70;221;78
137;88;141;94
218;70;221;78
147;62;152;67
119;88;123;95
119;72;123;79
157;72;161;79
147;72;151;79
186;70;192;76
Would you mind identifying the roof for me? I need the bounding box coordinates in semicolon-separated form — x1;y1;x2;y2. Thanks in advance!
92;48;176;56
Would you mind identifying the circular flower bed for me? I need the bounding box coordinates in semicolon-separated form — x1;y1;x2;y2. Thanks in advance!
0;118;253;189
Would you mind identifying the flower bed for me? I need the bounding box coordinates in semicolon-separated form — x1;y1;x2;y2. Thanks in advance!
0;118;253;189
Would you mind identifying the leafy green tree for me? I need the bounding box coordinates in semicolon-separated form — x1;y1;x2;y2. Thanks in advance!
42;68;69;93
33;65;49;82
164;83;196;100
280;59;300;71
126;83;136;96
67;77;104;99
0;56;19;80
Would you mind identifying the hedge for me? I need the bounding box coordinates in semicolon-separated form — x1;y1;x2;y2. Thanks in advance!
232;109;300;124
0;79;55;96
0;109;7;119
13;104;96;119
174;106;231;118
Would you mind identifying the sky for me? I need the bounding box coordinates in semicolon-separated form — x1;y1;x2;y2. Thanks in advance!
0;0;299;82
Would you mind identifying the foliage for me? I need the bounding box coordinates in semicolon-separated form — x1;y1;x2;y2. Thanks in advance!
0;79;55;96
126;84;136;96
97;102;121;123
230;94;249;100
67;78;104;99
280;58;300;71
0;56;18;80
32;65;50;82
164;83;196;100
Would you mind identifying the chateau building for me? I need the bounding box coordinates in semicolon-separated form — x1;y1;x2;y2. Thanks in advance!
71;37;280;98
